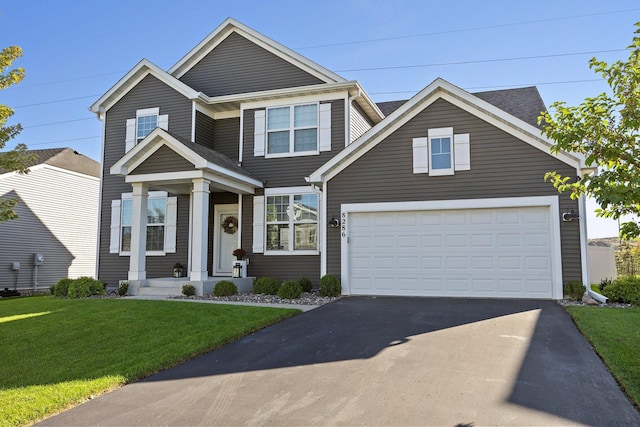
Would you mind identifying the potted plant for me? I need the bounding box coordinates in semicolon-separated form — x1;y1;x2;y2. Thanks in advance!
232;249;248;278
232;248;247;260
173;263;184;278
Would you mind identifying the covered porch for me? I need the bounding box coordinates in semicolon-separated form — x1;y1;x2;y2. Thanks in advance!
110;128;263;295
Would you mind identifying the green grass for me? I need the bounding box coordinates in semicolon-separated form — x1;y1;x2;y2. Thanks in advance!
0;296;299;426
566;306;640;408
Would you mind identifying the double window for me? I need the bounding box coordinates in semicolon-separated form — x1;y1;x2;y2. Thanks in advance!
267;103;318;155
265;190;318;253
110;191;177;256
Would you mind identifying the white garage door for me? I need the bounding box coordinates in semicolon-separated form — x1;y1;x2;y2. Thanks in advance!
348;206;554;299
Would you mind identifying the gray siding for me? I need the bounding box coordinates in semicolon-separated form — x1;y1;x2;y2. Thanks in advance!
241;99;344;187
213;117;241;162
240;194;320;285
0;192;73;290
180;32;324;97
326;98;582;283
130;145;194;175
350;102;373;143
195;111;216;151
98;74;192;286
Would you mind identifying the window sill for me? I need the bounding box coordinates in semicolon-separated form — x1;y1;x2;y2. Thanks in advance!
119;251;167;257
265;150;320;159
264;250;319;256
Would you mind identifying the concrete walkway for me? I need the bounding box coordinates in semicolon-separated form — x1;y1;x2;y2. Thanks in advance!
39;297;640;426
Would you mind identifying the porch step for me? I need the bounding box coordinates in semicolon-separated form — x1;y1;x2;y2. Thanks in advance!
132;277;255;297
137;286;181;297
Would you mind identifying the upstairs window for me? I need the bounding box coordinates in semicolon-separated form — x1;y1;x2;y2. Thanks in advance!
137;113;158;142
125;107;168;152
266;103;318;156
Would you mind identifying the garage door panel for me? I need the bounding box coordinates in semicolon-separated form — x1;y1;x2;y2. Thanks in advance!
348;206;554;299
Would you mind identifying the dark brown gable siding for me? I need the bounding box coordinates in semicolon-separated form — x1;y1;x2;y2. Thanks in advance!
241;99;344;187
180;32;324;97
130;145;194;175
240;193;320;285
326;98;582;283
98;74;192;286
195;111;215;151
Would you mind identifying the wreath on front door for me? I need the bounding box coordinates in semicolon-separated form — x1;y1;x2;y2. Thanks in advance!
222;215;238;234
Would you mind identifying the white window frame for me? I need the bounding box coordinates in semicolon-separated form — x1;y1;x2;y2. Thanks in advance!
428;127;454;176
120;191;169;257
265;103;319;158
136;108;160;143
264;187;320;255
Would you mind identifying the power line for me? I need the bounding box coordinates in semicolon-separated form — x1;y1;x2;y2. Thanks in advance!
23;117;94;129
295;8;640;49
13;95;101;109
335;49;628;73
12;136;101;147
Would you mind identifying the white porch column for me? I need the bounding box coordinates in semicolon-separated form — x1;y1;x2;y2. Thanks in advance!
128;183;148;281
190;178;211;281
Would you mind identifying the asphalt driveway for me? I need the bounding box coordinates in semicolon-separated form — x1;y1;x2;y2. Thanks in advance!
40;297;639;426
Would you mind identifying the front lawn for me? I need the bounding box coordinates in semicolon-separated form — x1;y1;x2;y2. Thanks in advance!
566;306;640;408
0;296;299;427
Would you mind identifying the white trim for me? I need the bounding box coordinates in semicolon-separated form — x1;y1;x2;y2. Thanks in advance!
239;105;245;163
319;102;331;152
254;110;266;157
213;204;239;275
454;133;471;171
191;101;197;142
213;110;241;120
243;91;347;110
579;195;590;287
427;128;454;176
412;137;429;174
308;78;582;184
340;196;563;299
252;195;265;253
263;186;320;255
136;107;160;118
320;181;328;277
95;111;106;277
168;18;346;84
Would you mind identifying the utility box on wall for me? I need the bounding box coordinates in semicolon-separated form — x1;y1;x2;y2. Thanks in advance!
34;253;45;266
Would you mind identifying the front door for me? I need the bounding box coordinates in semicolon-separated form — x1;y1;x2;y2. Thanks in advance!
213;204;239;276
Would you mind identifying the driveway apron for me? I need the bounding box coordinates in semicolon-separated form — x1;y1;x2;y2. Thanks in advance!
39;297;640;426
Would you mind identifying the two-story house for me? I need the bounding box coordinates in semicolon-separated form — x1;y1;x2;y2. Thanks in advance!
90;18;590;299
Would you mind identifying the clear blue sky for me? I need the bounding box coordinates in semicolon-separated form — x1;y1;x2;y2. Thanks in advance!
1;0;638;237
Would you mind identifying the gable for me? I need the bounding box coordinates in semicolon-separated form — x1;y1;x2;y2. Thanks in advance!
179;32;324;97
129;145;194;175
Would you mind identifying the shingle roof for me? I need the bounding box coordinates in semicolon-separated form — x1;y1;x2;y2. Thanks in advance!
0;147;100;177
375;86;548;129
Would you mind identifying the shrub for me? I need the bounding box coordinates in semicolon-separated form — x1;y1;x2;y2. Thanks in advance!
49;284;56;295
298;277;312;293
68;277;106;299
602;276;640;305
182;284;196;297
598;277;613;293
118;281;129;296
320;274;341;297
278;280;302;299
253;277;279;295
563;280;585;301
53;278;73;297
214;280;238;296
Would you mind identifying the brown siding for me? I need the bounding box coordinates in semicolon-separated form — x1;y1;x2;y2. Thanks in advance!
326;98;582;283
241;99;344;187
180;32;324;97
241;194;320;285
98;74;192;286
130;145;194;174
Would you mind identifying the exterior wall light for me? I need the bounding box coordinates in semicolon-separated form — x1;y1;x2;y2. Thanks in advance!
562;210;580;222
328;217;339;228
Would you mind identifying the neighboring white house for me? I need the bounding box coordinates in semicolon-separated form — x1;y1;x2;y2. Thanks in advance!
0;148;100;291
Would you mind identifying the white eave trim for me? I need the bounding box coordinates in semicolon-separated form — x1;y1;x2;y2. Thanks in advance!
169;17;346;84
90;59;203;115
308;78;582;184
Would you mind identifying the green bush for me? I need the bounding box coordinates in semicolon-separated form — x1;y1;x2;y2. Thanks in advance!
68;277;106;299
253;277;279;295
53;278;73;297
563;280;585;301
598;277;613;293
278;280;302;299
298;277;312;293
602;276;640;305
320;274;341;297
118;281;129;296
214;280;238;296
182;284;196;297
49;284;56;295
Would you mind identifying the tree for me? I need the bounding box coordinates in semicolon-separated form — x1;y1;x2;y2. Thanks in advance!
0;45;33;222
539;22;640;239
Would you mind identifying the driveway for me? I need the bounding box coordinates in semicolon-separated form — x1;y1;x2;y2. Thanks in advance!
40;297;639;426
